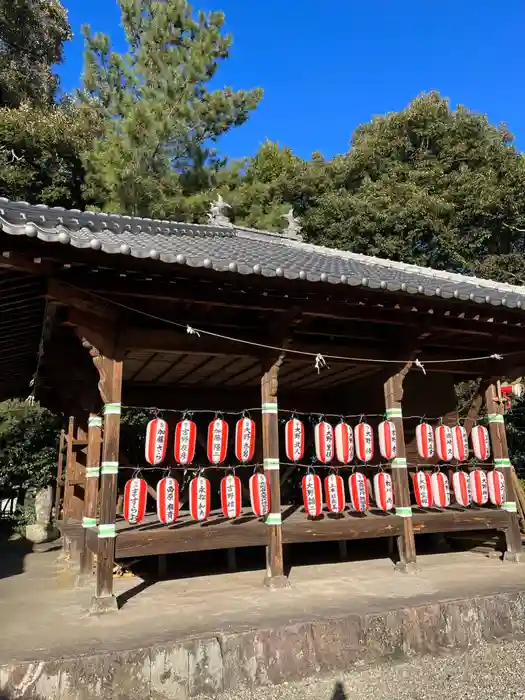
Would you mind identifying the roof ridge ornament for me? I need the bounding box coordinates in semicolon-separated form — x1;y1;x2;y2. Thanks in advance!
281;208;304;241
207;194;233;228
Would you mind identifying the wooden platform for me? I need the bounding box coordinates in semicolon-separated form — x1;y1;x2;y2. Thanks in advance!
59;505;511;560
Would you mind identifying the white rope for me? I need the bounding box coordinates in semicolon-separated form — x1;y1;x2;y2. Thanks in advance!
65;283;509;368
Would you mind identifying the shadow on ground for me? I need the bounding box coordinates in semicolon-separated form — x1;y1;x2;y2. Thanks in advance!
0;535;34;580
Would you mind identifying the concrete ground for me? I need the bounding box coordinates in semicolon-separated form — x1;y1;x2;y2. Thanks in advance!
206;638;525;700
0;539;525;665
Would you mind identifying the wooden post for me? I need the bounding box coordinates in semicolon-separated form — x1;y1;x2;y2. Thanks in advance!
78;414;102;581
54;427;65;524
384;372;418;571
62;417;75;524
90;355;123;613
261;359;289;588
485;381;522;562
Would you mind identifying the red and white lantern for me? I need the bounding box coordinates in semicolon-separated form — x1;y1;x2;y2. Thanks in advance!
435;425;454;461
174;419;197;465
145;418;168;465
156;476;180;524
207;418;229;464
416;422;434;459
471;425;491;461
451;425;469;462
470;469;489;505
124;478;148;524
452;470;471;506
302;473;323;517
189;475;211;521
487;470;506;506
324;473;345;513
412;471;433;508
378;420;397;460
235;417;256;463
349;472;370;512
285;418;304;462
374;471;394;511
315;421;334;464
220;474;242;519
249;473;270;517
334;422;354;463
354;422;374;462
431;471;450;508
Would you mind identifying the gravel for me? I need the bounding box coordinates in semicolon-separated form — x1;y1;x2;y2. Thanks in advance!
205;638;525;700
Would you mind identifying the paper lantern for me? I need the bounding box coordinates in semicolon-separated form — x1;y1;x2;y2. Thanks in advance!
123;478;148;524
156;477;180;524
249;472;270;517
378;420;397;460
412;471;433;508
416;422;434;459
235;417;256;463
451;425;468;462
374;471;394;511
302;473;323;516
349;472;370;512
207;418;229;464
452;470;471;506
324;473;345;513
431;471;450;508
285;418;304;462
487;470;506;506
354;422;374;462
189;476;211;521
471;425;491;461
334;421;354;463
315;421;334;464
470;469;489;505
174;419;196;465
220;474;242;519
145;418;168;465
435;425;453;461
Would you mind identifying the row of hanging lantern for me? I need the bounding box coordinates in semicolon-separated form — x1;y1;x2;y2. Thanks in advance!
303;471;394;516
412;468;505;508
416;423;491;461
124;472;271;525
145;416;256;466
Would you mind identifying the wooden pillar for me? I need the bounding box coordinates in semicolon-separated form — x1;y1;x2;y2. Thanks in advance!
261;359;289;588
79;414;102;580
62;417;75;524
90;355;123;613
485;381;522;562
384;372;418;571
53;427;66;524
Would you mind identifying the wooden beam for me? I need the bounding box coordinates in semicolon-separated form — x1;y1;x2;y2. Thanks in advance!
47;280;117;322
79;415;102;580
485;381;522;562
0;251;53;276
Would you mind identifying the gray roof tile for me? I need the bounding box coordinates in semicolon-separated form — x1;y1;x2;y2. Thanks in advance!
0;197;524;309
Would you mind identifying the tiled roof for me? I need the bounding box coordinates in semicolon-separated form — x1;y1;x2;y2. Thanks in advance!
1;197;524;309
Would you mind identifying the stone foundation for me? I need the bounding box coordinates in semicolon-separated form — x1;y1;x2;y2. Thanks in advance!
2;589;525;699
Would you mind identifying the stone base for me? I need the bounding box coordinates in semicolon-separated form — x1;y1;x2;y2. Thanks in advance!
25;523;59;545
89;594;118;615
394;560;419;574
504;551;523;564
263;574;291;590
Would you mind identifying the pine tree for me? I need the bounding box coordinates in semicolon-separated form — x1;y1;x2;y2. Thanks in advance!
81;0;263;216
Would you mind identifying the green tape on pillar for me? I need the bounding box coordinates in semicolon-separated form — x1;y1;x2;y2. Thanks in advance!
82;517;97;529
101;462;118;475
264;458;280;471
262;402;278;415
395;506;412;518
488;414;504;424
503;501;517;513
104;403;121;415
391;458;407;468
86;466;100;478
98;524;116;538
386;408;403;418
88;416;102;427
266;513;282;525
495;458;512;468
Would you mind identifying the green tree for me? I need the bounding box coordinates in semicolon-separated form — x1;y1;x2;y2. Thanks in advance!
0;0;72;107
81;0;263;217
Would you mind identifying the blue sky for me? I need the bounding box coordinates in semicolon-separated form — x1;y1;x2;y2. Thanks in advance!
58;0;525;159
